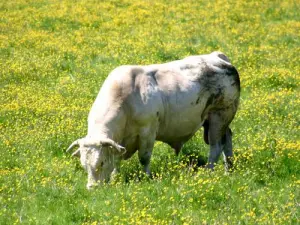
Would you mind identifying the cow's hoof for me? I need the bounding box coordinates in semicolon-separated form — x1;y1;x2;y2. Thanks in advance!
86;183;98;190
205;163;215;171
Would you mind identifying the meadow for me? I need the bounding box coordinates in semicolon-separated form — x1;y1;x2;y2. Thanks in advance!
0;0;299;224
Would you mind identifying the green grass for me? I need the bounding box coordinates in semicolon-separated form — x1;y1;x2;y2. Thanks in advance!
1;0;299;224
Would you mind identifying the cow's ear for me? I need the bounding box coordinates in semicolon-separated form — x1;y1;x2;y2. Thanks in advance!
71;149;81;157
113;144;126;155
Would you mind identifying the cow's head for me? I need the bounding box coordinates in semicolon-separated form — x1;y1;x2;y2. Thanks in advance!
66;137;126;189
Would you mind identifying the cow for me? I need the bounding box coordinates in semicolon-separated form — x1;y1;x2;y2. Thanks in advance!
66;51;240;189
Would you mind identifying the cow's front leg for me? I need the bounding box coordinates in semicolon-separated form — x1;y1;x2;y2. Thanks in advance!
222;127;233;171
138;131;156;176
138;149;152;176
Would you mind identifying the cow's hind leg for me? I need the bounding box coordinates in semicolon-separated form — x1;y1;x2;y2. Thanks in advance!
222;128;233;171
206;112;228;170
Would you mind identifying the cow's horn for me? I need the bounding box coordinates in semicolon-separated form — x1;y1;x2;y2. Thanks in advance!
66;139;83;157
66;140;79;152
84;138;126;155
99;138;126;154
66;138;84;151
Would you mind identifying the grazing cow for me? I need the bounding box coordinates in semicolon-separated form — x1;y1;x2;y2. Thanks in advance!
66;51;240;189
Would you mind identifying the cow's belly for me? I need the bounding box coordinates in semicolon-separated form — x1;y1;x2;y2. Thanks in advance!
157;92;209;142
158;109;204;141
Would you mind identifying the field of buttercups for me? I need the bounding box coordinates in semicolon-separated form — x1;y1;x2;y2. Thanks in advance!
1;0;299;224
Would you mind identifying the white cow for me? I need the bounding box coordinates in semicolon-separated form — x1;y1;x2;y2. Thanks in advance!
67;51;240;189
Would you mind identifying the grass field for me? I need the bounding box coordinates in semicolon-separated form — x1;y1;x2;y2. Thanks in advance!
1;0;299;224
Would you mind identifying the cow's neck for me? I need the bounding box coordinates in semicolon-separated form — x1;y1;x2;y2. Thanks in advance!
87;113;125;144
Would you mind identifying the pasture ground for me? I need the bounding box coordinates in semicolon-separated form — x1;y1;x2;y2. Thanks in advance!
1;0;299;224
